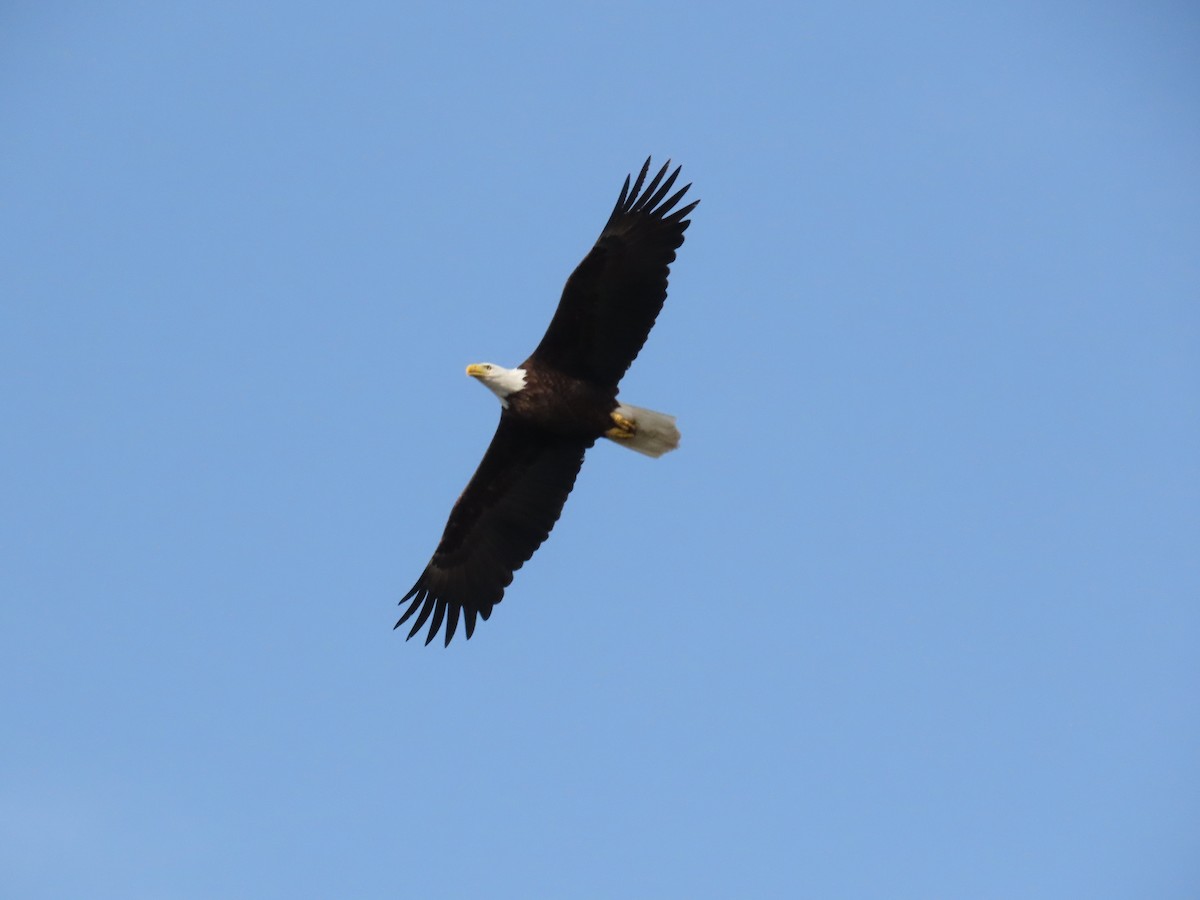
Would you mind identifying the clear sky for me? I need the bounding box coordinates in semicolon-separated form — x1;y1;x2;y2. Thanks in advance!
2;2;1197;897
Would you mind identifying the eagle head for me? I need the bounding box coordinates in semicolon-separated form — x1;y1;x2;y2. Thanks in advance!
466;363;527;406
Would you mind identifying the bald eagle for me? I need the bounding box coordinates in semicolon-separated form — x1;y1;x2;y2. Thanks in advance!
398;158;698;645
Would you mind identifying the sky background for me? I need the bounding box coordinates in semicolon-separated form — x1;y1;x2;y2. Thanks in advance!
2;2;1198;897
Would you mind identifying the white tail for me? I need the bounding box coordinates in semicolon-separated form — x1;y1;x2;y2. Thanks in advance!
612;403;681;458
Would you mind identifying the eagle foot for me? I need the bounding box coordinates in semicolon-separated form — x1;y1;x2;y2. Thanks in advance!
605;411;637;440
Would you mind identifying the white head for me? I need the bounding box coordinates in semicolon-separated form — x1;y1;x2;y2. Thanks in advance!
466;362;527;407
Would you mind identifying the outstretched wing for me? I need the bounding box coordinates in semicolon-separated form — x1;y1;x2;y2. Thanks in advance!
527;158;699;387
397;415;592;646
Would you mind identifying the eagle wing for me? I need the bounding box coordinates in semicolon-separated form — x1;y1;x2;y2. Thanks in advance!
397;415;592;645
528;158;698;387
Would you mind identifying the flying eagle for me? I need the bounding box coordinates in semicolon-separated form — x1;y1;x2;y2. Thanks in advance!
398;158;698;645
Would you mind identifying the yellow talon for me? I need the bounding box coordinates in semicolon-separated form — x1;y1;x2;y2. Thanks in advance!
606;411;637;440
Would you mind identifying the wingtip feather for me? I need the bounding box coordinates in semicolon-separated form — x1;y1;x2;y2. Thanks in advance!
406;596;436;640
424;599;447;646
443;603;461;647
626;159;651;212
631;160;671;213
395;586;424;629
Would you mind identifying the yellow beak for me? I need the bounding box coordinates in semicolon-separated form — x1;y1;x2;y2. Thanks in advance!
466;364;485;377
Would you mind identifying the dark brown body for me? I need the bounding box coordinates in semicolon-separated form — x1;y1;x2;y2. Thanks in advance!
507;363;618;439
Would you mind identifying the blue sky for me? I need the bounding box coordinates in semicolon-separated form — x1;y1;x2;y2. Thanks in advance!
2;2;1197;897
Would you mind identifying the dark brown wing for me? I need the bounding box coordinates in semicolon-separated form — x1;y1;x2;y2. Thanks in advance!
397;414;592;646
527;158;699;387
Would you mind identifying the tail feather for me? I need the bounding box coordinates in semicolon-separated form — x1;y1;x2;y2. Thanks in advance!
612;403;680;458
